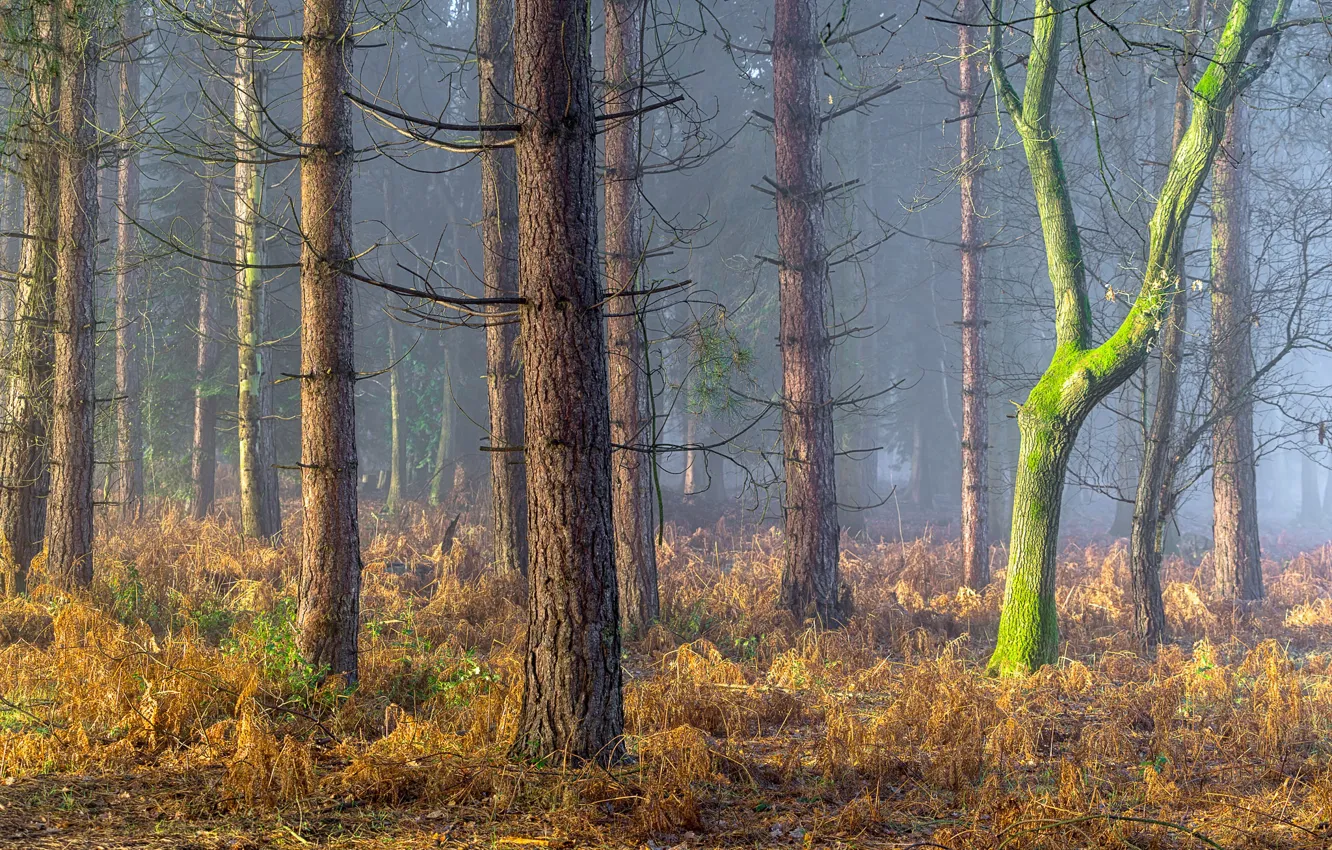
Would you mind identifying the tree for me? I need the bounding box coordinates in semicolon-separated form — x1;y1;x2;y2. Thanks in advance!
773;0;844;625
606;0;659;634
191;169;221;518
114;0;143;520
957;0;988;590
47;0;101;589
511;0;623;763
1211;101;1263;600
385;318;403;513
476;0;527;576
234;0;280;541
986;0;1289;675
1127;0;1205;650
0;5;57;594
296;0;362;682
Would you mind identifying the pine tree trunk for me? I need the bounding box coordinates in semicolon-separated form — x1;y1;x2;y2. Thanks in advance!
1210;102;1262;601
605;0;659;635
512;0;623;763
430;347;452;507
477;0;527;575
234;2;280;541
385;320;403;512
296;0;362;682
773;0;842;625
0;13;58;594
191;172;220;519
47;0;99;589
114;2;143;521
958;0;988;590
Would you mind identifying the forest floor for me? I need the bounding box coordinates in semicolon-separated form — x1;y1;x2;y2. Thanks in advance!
1;507;1332;849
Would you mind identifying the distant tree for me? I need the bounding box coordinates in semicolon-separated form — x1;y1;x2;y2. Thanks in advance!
114;0;144;521
190;167;221;519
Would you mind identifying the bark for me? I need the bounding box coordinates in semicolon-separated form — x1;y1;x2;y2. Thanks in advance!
1128;0;1203;651
958;0;988;589
682;411;700;496
296;0;362;682
0;10;58;594
1210;101;1262;601
429;346;453;506
114;1;144;521
512;0;623;763
0;165;18;367
605;0;659;635
191;172;220;518
47;0;100;589
986;0;1277;674
773;0;843;625
385;320;403;513
234;0;281;541
477;0;528;575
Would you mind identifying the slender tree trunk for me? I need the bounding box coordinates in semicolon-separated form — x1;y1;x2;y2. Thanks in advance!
1210;101;1262;601
682;411;699;496
429;347;453;507
1108;384;1138;536
477;0;527;575
1128;0;1202;650
234;1;280;541
385;320;403;512
296;0;362;682
605;0;659;635
191;172;220;518
512;0;623;763
0;12;58;594
773;0;843;624
958;0;988;590
47;0;99;589
0;164;18;368
114;1;143;521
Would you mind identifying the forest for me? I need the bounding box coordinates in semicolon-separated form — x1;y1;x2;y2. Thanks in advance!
1;0;1332;845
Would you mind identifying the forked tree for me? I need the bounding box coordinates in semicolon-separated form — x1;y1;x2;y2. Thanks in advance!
986;0;1290;675
296;0;362;681
511;0;623;762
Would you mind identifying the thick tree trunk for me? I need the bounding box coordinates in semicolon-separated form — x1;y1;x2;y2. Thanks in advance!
477;0;528;575
512;0;623;763
1128;0;1201;650
296;0;362;682
429;347;452;507
191;172;220;518
385;320;403;512
0;14;58;594
47;0;99;589
773;0;843;625
234;3;280;541
958;0;988;590
605;0;659;635
1210;102;1262;601
114;2;143;521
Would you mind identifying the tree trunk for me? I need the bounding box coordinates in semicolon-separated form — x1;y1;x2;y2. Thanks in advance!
429;346;453;507
1128;0;1202;650
234;1;280;541
1210;102;1262;601
477;0;528;575
385;320;403;512
512;0;623;763
1108;385;1138;537
682;411;700;497
0;11;58;594
773;0;843;625
296;0;362;682
47;0;99;589
605;0;659;635
958;0;988;590
191;171;220;519
114;1;143;521
0;164;18;368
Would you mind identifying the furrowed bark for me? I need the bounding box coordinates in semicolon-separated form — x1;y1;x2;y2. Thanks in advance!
297;0;362;682
512;0;623;764
0;8;58;594
191;171;220;518
114;0;143;521
1211;102;1262;601
773;0;843;625
605;0;659;635
47;0;100;590
958;0;988;590
477;0;527;575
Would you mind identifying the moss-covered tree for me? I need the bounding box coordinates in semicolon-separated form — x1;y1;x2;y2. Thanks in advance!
986;0;1290;675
